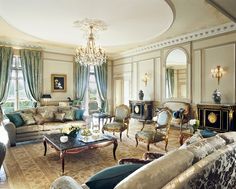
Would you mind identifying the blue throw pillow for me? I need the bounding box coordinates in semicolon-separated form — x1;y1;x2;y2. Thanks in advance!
173;111;180;119
75;109;84;120
6;113;24;127
85;163;144;189
200;129;217;138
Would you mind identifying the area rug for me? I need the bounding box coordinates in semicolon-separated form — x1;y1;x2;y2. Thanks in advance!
4;136;152;189
4;124;180;189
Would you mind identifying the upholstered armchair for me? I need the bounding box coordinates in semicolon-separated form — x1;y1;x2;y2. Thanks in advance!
88;101;101;115
135;108;172;151
102;104;130;141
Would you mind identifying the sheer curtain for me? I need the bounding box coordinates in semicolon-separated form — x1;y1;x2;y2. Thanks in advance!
94;61;108;112
0;46;13;105
20;49;43;106
166;68;174;98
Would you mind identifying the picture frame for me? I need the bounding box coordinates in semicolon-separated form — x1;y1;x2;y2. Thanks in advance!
51;74;67;92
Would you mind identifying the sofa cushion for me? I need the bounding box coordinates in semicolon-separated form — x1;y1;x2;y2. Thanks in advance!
184;140;215;163
205;135;226;150
75;109;85;120
20;113;36;125
33;114;45;125
218;132;236;144
86;164;144;189
37;106;58;122
6;113;24;127
63;109;75;121
115;149;194;189
21;108;37;115
54;112;66;122
16;124;44;134
180;133;203;148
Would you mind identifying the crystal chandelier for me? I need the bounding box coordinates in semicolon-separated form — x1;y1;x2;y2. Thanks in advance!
74;19;107;66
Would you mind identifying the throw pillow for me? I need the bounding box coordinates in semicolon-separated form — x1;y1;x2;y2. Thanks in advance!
6;113;24;127
54;112;66;122
33;114;45;125
75;109;84;120
63;110;75;121
85;164;144;189
20;113;36;125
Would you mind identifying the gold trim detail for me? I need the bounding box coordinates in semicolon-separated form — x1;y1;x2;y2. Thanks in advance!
208;112;217;124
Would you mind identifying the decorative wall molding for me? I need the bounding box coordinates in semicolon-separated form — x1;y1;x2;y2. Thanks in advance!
113;22;236;60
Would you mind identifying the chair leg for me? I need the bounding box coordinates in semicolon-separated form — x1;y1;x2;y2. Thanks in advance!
102;128;104;134
147;143;150;151
165;139;168;151
135;134;139;147
120;132;122;142
126;128;129;138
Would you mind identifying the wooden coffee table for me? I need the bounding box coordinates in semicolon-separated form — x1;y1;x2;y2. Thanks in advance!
43;133;118;174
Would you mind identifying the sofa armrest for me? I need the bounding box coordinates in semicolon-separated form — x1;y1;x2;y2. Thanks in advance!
3;122;16;147
51;176;85;189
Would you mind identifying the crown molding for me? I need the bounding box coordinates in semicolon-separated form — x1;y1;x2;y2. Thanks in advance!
0;38;75;55
113;22;236;60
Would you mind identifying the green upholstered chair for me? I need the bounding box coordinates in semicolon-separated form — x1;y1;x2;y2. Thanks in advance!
135;108;172;151
102;104;130;141
88;101;101;115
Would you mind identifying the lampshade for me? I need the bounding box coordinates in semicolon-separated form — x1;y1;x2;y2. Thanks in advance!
41;94;52;99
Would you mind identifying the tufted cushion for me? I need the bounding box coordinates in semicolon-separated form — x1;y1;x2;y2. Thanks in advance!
184;140;215;163
37;106;58;122
20;113;36;125
218;132;236;144
115;149;194;189
136;130;165;143
180;133;203;148
22;108;37;115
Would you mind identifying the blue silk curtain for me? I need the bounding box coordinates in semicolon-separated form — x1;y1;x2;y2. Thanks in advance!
0;46;13;105
20;49;43;106
94;61;108;112
75;63;90;101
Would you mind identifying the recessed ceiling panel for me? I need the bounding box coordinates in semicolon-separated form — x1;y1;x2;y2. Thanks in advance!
0;0;173;47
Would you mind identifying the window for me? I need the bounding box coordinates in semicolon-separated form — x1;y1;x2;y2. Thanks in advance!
2;56;33;113
88;66;99;101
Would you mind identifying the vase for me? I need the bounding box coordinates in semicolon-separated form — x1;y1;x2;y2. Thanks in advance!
212;89;221;104
139;90;144;100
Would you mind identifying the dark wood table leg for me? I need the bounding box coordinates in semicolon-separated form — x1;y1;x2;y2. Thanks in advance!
179;133;184;146
60;151;65;175
113;139;118;160
43;138;47;156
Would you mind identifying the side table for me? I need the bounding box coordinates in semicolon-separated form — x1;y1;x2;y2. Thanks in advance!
92;113;113;129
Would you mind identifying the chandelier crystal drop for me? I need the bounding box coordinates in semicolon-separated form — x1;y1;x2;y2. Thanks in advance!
74;19;107;66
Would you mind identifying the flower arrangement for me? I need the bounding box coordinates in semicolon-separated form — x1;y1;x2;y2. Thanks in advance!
189;119;200;133
61;126;80;138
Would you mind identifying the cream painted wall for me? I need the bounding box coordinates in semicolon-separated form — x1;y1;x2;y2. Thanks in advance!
112;31;236;109
43;52;74;102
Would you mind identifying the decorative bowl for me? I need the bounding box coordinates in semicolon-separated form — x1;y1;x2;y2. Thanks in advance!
60;136;68;143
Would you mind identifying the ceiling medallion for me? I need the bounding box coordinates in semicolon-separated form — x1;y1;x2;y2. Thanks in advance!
74;18;107;66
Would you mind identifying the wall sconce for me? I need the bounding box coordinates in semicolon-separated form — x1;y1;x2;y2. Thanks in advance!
142;73;150;86
211;65;224;85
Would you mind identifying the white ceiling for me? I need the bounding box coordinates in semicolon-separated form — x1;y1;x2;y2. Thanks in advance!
0;0;173;46
0;0;231;55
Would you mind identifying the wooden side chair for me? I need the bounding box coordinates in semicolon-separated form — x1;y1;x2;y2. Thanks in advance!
102;104;130;141
135;108;172;151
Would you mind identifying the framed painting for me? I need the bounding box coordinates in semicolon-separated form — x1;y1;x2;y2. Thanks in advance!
51;74;67;92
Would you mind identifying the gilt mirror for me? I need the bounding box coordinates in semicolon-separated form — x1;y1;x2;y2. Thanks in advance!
165;48;188;99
